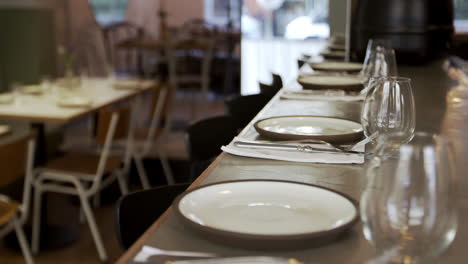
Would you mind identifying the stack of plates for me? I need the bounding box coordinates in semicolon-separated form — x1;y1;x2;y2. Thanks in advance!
174;180;358;249
297;74;363;92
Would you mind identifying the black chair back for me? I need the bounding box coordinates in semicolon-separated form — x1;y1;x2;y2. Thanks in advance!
185;115;239;179
115;183;190;249
225;93;271;129
272;73;283;91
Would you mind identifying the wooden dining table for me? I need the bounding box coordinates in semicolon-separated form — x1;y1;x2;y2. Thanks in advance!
117;60;468;264
0;77;160;250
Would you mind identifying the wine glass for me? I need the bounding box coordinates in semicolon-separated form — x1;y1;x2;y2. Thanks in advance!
360;39;398;89
360;76;416;144
361;132;458;264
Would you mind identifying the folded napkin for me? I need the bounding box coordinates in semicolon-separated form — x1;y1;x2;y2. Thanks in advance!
133;246;215;263
280;92;365;102
0;125;11;137
222;137;364;164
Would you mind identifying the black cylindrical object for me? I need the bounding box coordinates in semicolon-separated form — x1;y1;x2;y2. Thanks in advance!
352;0;454;64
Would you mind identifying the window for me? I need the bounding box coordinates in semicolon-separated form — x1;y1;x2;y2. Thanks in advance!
204;0;241;28
455;0;468;33
242;0;329;39
88;0;128;26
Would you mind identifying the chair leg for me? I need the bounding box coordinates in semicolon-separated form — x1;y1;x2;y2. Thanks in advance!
116;170;129;195
135;156;151;190
31;188;43;254
158;149;175;185
78;192;108;262
13;219;34;264
92;192;101;208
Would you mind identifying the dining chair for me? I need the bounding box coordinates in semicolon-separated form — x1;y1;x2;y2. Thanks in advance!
115;183;190;249
0;132;36;264
225;93;272;130
32;110;129;262
102;21;145;76
170;20;218;101
185;115;239;180
132;82;176;188
258;73;283;98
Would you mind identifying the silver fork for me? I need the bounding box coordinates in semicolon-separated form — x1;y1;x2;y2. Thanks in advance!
274;132;379;152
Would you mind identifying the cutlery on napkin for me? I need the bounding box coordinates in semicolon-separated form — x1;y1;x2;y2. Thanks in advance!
133;246;303;264
222;137;365;164
233;140;364;155
280;91;365;101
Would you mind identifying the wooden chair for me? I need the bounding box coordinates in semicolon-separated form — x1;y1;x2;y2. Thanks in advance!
185;116;239;180
225;93;272;129
171;20;218;100
0;133;36;264
115;183;190;249
32;110;129;262
102;22;144;76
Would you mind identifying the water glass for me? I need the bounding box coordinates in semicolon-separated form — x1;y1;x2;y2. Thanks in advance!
361;77;415;144
361;132;458;264
360;38;397;86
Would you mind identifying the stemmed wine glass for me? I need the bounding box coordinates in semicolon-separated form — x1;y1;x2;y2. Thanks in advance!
360;77;416;145
360;39;398;91
361;132;458;264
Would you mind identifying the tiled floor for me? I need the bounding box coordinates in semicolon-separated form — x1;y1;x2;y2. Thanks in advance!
0;92;226;264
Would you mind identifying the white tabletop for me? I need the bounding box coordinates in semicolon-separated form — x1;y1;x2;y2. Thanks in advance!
0;78;157;123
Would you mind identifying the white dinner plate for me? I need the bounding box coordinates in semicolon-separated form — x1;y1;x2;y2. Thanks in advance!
254;115;363;143
309;62;363;72
0;125;11;137
320;50;345;59
297;75;363;92
112;79;141;90
57;96;93;108
174;180;358;249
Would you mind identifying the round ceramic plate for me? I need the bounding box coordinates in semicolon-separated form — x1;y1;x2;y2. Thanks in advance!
174;180;358;249
254;115;363;143
320;50;345;59
297;75;363;92
328;44;345;51
309;62;363;73
0;125;11;137
57;96;93;108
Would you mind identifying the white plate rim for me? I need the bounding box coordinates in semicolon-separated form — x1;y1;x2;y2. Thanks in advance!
173;180;359;243
297;74;362;86
309;62;363;71
254;115;363;141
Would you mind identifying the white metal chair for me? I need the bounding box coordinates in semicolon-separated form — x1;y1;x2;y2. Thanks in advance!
133;82;175;189
0;133;36;264
32;111;128;262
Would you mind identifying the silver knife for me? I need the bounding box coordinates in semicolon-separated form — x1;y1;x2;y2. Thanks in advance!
233;140;364;155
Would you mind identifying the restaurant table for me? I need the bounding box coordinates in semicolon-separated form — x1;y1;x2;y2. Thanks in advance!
117;60;468;264
0;78;160;250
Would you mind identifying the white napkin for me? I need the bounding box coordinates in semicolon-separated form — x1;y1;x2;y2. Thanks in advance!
222;137;364;164
134;246;215;262
280;92;365;102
